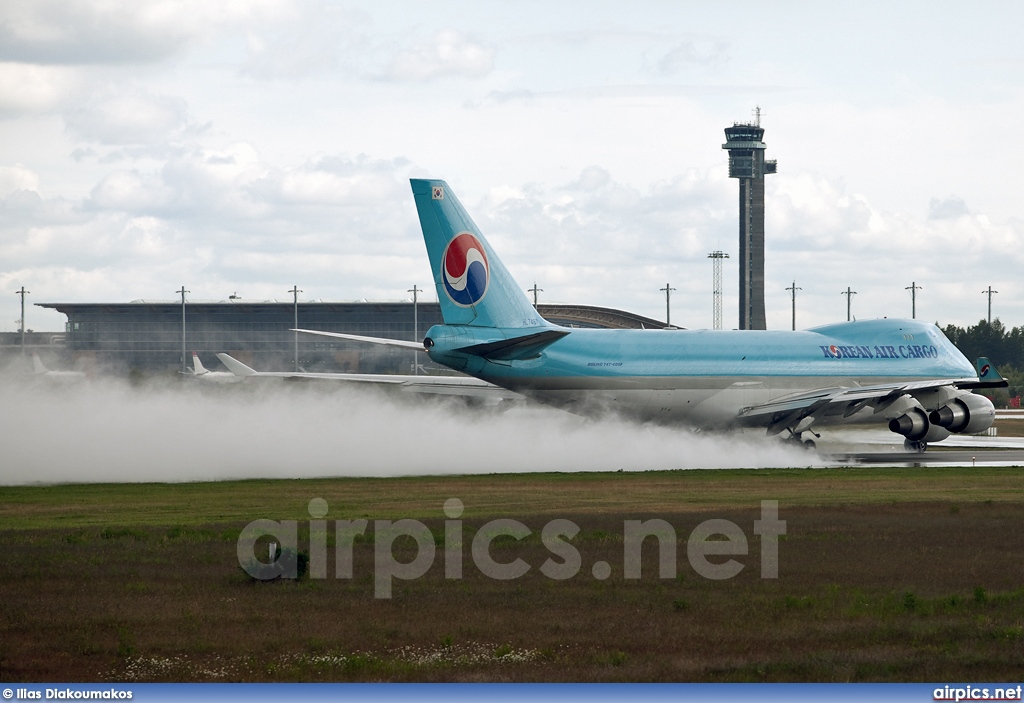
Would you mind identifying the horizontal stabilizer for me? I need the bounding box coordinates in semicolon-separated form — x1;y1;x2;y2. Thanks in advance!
292;329;424;350
454;329;570;360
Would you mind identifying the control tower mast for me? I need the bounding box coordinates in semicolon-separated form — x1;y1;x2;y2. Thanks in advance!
723;108;776;330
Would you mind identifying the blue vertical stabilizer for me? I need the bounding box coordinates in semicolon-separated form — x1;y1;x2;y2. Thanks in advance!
411;179;548;329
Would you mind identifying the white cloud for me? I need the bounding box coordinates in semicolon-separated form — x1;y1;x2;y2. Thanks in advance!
251;155;406;207
65;93;190;145
0;61;81;114
653;38;730;75
0;164;39;197
2;1;1024;336
761;172;1024;328
928;196;970;220
239;3;372;79
380;29;495;81
89;170;176;211
0;0;291;65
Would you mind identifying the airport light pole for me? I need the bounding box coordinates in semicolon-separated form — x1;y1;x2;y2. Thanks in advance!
528;282;543;307
289;286;302;372
785;281;801;331
841;287;857;322
660;283;676;327
905;282;922;319
177;286;190;374
15;286;29;355
982;286;998;324
408;284;421;375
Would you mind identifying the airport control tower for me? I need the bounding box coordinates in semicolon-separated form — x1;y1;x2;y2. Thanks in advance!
723;110;776;330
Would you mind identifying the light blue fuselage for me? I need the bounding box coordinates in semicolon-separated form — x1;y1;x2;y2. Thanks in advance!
408;177;979;430
425;318;977;425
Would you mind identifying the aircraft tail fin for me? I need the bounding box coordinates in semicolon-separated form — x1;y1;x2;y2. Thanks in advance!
191;352;208;375
32;353;47;374
976;357;1006;385
410;179;549;329
215;353;259;377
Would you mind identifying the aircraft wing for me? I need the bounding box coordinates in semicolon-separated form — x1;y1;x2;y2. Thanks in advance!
214;353;521;399
737;377;983;435
739;356;1007;435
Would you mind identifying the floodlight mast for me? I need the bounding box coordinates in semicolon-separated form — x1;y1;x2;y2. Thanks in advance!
660;283;676;327
15;286;29;355
905;282;922;319
785;281;801;331
177;286;189;373
408;284;421;375
289;286;302;372
528;282;543;307
982;286;998;324
841;287;857;322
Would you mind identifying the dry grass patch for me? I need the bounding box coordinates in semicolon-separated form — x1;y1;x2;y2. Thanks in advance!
2;496;1024;682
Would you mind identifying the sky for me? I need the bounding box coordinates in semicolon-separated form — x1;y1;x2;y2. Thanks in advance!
1;0;1023;334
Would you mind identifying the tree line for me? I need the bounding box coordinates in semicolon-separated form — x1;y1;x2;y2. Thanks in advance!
941;319;1023;404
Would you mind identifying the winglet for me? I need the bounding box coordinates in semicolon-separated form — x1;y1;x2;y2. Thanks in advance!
215;353;259;377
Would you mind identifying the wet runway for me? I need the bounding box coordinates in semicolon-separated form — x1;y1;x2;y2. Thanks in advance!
837;448;1024;466
818;429;1024;467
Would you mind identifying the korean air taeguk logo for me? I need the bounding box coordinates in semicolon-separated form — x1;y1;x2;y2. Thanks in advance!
442;232;489;306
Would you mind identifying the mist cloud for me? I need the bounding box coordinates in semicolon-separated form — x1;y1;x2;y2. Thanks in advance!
0;373;816;486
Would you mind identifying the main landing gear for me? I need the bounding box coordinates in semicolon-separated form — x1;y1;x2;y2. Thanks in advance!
904;439;928;453
784;428;820;451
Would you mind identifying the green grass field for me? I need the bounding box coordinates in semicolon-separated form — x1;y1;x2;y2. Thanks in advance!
2;466;1023;682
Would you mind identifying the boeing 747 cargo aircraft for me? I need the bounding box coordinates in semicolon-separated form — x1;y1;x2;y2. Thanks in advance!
296;179;1004;450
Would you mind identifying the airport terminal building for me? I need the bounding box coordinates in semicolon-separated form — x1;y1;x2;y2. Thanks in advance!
36;300;665;374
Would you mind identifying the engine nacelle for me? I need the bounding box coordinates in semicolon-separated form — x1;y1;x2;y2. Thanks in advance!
889;407;930;441
929;393;995;434
887;407;950;443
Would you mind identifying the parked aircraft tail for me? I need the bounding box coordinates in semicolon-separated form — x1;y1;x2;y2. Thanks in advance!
191;352;209;375
215;353;259;376
410;179;549;329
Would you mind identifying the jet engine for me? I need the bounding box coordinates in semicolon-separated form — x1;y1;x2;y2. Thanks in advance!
888;408;929;441
887;407;949;443
928;393;996;435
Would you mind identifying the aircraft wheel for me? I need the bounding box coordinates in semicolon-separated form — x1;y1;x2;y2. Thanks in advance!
802;438;817;451
904;440;927;453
